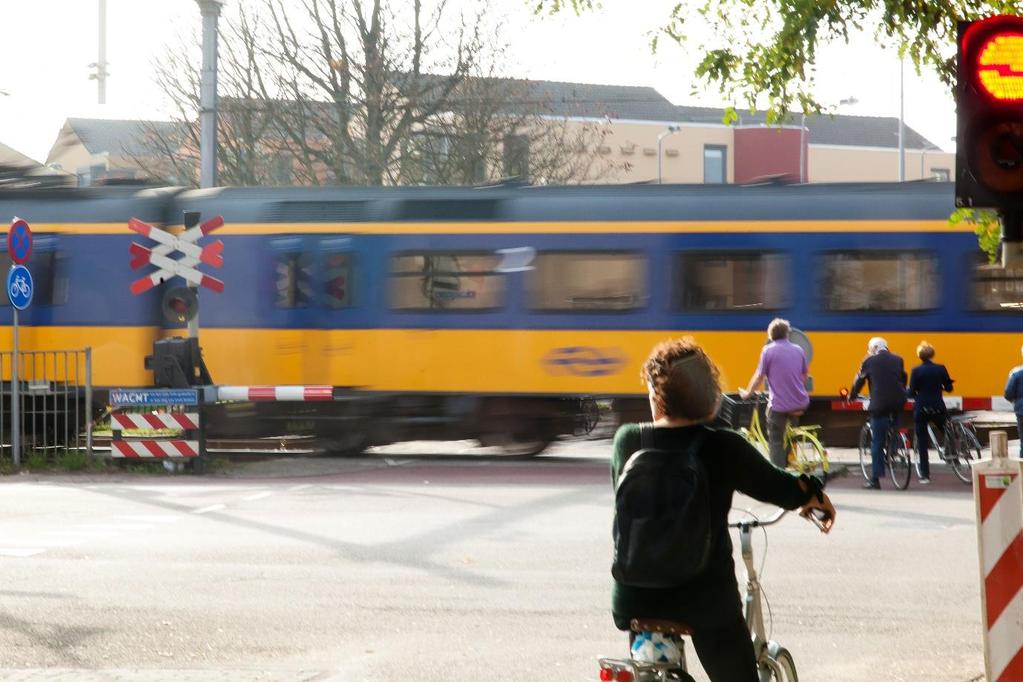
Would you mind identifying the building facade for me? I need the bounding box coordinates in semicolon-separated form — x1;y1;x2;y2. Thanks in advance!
43;81;954;187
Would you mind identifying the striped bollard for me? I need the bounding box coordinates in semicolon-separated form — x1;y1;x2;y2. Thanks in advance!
976;430;1023;680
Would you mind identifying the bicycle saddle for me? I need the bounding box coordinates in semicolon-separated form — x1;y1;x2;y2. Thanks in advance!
630;618;694;636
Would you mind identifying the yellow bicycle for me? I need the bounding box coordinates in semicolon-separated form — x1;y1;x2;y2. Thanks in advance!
720;393;830;478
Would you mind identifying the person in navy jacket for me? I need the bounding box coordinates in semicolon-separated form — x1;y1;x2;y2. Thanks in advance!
1004;345;1023;446
907;341;954;484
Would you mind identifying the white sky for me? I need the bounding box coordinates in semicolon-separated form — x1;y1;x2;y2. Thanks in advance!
0;0;957;165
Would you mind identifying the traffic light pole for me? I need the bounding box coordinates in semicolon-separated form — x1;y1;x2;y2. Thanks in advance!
1002;212;1023;268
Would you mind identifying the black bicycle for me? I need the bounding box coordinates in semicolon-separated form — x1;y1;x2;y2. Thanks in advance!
859;417;912;490
915;413;980;485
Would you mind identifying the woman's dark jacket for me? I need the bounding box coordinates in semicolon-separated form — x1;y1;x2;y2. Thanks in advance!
610;423;813;631
907;360;953;413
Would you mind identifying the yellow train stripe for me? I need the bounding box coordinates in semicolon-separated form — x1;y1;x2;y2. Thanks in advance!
7;327;1014;402
26;220;965;235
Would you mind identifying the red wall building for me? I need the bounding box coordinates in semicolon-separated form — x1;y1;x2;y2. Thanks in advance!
733;127;807;183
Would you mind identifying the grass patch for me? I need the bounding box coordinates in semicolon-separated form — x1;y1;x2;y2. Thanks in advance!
25;450;50;471
59;450;90;471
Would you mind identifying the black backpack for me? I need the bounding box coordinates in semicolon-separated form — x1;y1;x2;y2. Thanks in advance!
611;424;713;588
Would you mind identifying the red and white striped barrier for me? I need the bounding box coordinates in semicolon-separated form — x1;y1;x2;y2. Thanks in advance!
111;412;200;431
111;440;200;458
976;431;1023;681
217;385;334;402
831;396;1011;411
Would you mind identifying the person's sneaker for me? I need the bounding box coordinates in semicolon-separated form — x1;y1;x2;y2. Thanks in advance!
919;478;931;485
863;480;881;490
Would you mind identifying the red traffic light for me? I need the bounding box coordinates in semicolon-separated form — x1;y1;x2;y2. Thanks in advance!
976;33;1023;101
957;15;1023;208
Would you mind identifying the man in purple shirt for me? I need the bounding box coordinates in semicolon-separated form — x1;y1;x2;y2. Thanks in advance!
739;318;810;468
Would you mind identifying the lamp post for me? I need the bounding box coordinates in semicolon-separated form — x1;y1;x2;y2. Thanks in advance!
898;57;905;181
657;125;681;184
197;0;225;189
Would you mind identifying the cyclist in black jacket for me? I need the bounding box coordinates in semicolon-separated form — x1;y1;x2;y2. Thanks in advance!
612;337;835;681
907;341;954;484
849;337;907;490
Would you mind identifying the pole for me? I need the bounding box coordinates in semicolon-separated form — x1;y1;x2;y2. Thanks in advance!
898;57;905;182
799;113;807;183
657;135;665;184
183;211;201;339
12;306;19;468
197;1;223;189
657;126;679;184
97;0;107;104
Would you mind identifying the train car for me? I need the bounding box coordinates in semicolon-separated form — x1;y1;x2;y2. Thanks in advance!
1;181;1017;452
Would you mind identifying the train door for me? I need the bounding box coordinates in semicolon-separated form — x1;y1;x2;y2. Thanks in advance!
319;236;358;388
268;236;316;385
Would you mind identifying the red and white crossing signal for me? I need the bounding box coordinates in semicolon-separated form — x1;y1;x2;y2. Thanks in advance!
128;216;225;295
957;15;1023;209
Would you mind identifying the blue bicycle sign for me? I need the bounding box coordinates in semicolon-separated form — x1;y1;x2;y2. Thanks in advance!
7;264;32;310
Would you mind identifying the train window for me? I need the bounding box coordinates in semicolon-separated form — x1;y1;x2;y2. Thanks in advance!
528;252;647;311
820;251;938;311
390;253;504;310
324;251;353;309
274;252;314;309
971;256;1023;311
677;252;788;311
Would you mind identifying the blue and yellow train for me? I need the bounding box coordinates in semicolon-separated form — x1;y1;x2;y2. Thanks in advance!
0;180;1016;452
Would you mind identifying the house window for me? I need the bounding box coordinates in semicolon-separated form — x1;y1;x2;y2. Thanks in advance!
820;251;938;311
390;253;504;310
703;145;727;184
503;134;530;180
270;153;293;185
931;168;951;181
528;252;647;311
677;252;788;310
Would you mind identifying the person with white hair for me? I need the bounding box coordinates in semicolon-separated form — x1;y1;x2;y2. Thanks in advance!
849;337;908;489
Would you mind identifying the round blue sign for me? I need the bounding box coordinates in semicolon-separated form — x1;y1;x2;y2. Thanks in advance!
7;264;32;310
7;219;32;265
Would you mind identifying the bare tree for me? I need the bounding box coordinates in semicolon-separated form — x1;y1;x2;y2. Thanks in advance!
137;0;619;187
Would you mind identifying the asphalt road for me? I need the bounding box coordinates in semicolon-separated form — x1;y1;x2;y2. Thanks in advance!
0;439;985;681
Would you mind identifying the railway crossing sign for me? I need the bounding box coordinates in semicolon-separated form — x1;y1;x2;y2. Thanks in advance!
7;218;32;265
7;264;32;310
128;215;225;295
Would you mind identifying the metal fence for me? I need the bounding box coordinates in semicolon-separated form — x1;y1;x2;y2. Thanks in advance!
0;348;92;463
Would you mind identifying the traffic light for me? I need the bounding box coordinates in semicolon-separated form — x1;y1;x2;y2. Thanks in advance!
956;15;1023;211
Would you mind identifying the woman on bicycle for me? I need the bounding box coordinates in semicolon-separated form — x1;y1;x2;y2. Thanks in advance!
611;337;836;681
907;341;954;484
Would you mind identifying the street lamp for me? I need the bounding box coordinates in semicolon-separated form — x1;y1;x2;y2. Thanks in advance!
898;57;905;182
657;125;681;184
196;0;226;189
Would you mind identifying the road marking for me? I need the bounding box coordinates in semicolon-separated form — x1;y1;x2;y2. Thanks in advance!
113;514;179;524
0;548;45;557
193;504;226;514
79;523;154;532
241;491;274;502
287;484;312;493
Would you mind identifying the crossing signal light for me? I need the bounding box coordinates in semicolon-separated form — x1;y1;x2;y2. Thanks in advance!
956;15;1023;209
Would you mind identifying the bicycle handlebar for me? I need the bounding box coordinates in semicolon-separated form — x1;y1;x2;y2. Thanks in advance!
727;508;787;529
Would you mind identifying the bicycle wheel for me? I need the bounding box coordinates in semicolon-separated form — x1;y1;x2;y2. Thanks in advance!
858;422;872;482
951;425;981;485
762;647;798;681
888;430;912;490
